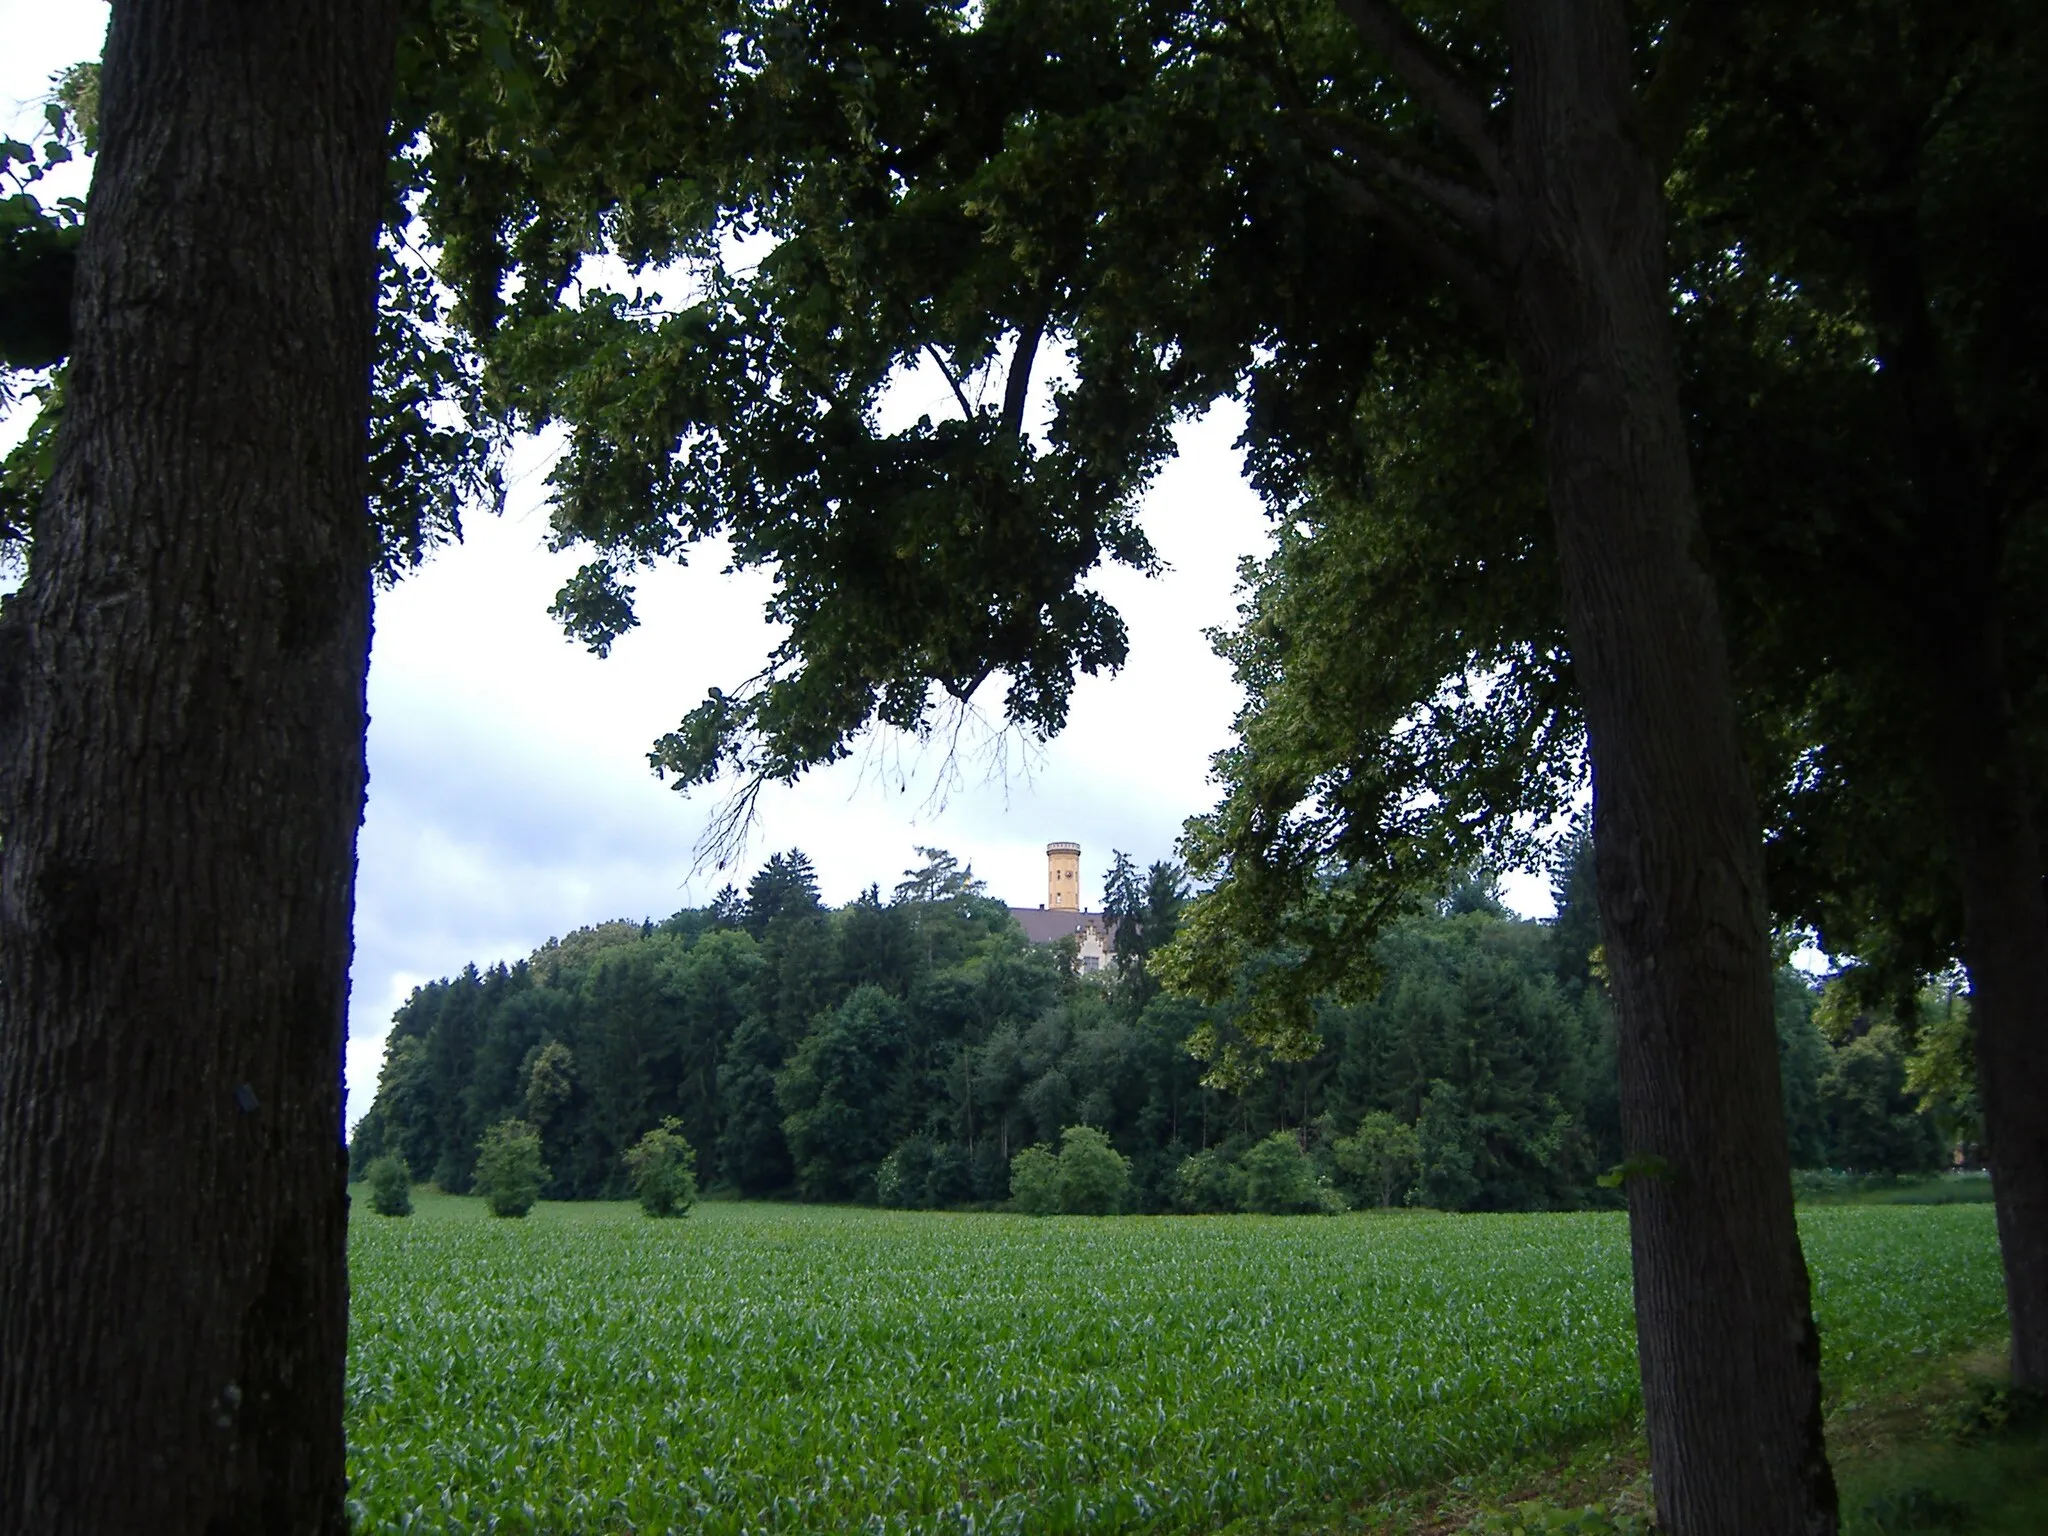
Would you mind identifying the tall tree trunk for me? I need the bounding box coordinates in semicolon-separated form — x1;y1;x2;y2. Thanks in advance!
1939;649;2048;1388
1503;4;1835;1531
0;2;397;1531
1861;217;2048;1391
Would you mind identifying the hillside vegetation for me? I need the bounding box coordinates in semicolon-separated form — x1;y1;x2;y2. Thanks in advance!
351;843;1963;1215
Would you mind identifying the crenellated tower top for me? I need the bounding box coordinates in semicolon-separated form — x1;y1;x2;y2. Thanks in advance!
1046;842;1081;911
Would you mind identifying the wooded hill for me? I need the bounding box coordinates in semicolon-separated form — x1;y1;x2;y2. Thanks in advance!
347;842;1956;1212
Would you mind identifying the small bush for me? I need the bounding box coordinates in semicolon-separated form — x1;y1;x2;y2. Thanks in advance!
1792;1168;1880;1201
1332;1112;1421;1208
1173;1147;1246;1213
927;1141;973;1207
969;1139;1011;1202
1869;1172;1995;1205
475;1118;549;1218
1792;1168;1995;1206
622;1118;698;1217
1009;1144;1060;1215
365;1154;412;1218
1241;1132;1348;1215
876;1137;937;1208
1054;1125;1130;1215
1008;1128;1134;1215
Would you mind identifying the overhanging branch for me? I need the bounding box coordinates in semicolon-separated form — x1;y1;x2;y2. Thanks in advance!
923;343;975;419
1335;0;1506;190
1324;170;1507;334
1634;5;1735;172
1303;112;1498;241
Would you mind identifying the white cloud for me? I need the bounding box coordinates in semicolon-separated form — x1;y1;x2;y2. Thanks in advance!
0;4;105;148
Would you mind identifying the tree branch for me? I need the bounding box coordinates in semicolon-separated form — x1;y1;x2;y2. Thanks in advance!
1324;168;1507;334
923;342;975;419
1633;5;1735;173
1000;310;1045;441
1303;111;1498;241
1254;31;1502;262
1334;0;1505;190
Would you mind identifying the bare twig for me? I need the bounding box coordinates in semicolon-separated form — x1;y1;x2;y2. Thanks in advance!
691;769;772;875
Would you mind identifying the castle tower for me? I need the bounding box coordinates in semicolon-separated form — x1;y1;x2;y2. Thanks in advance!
1046;841;1081;911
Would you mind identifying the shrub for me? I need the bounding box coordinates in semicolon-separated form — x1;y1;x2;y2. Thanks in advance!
1173;1147;1246;1213
1009;1144;1060;1214
876;1137;935;1208
927;1141;974;1207
969;1139;1010;1202
474;1119;549;1218
1791;1168;1876;1202
1008;1128;1134;1216
1241;1132;1348;1215
1332;1112;1422;1208
623;1118;699;1217
1928;1380;2045;1443
365;1154;412;1218
1054;1125;1130;1215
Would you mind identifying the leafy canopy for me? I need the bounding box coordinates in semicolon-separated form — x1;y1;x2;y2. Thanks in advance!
391;0;1481;829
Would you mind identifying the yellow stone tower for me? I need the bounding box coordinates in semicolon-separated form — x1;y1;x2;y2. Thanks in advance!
1046;841;1081;911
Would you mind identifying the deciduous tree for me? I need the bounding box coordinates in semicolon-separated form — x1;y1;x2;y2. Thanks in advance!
623;1117;700;1217
1054;1124;1133;1215
0;2;399;1529
1681;0;2048;1385
393;1;1833;1524
366;1155;415;1218
475;1119;550;1217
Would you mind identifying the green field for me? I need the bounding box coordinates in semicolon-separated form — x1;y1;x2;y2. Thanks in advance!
346;1198;2006;1534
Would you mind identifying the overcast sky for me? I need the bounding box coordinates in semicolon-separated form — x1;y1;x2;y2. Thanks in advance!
4;6;1555;1129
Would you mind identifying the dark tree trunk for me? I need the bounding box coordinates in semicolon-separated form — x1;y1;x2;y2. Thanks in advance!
1502;4;1835;1531
1860;217;2048;1391
0;2;397;1531
1939;650;2048;1388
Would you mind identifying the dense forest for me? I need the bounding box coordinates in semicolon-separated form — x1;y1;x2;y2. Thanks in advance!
348;842;1963;1213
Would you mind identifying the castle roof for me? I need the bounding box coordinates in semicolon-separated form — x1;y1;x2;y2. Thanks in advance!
1008;907;1112;946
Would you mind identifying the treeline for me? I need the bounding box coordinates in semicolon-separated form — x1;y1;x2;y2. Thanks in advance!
348;843;1962;1212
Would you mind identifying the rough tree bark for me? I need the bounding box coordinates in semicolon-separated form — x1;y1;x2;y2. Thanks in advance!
0;1;398;1531
1861;220;2048;1391
1328;5;1836;1519
1498;5;1836;1532
1939;622;2048;1390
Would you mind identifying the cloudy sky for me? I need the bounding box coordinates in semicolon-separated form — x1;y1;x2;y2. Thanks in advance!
346;420;1277;1127
4;8;1554;1128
